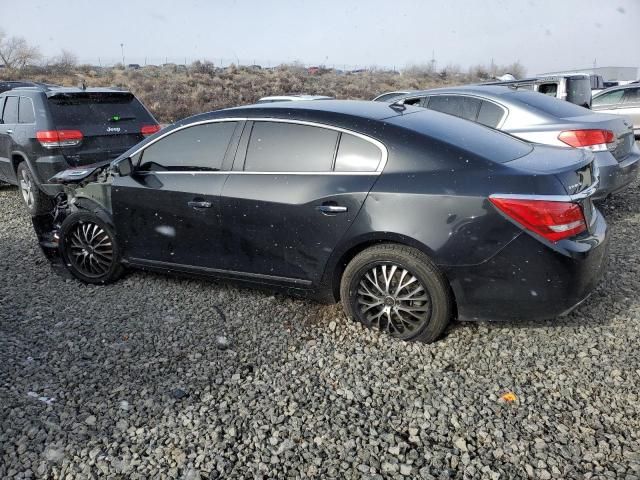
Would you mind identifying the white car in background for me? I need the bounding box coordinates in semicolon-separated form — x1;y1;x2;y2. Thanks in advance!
256;94;333;103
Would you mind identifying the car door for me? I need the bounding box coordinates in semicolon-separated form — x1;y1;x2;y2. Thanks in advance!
218;120;385;285
111;120;242;269
0;96;18;182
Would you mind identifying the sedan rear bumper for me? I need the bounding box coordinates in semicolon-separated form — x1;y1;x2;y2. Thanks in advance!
446;210;608;322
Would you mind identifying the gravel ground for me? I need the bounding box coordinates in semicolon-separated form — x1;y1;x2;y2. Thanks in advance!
1;180;640;480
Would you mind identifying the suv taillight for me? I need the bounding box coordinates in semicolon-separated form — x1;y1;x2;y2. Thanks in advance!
141;124;161;136
36;130;83;148
489;196;587;242
558;129;615;152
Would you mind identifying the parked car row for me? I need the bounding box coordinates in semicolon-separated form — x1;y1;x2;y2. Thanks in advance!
0;76;635;343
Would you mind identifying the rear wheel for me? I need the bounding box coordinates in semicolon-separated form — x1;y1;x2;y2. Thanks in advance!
17;162;51;215
59;212;124;284
340;244;452;342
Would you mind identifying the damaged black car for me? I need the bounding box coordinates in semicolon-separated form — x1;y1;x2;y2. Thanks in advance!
32;100;608;343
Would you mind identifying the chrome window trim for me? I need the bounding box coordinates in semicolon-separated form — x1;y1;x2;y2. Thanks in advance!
131;117;388;175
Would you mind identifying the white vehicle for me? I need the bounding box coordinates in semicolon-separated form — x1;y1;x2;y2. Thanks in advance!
256;94;333;103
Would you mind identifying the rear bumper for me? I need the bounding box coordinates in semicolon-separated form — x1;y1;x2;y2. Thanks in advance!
33;155;70;185
446;210;609;322
592;150;640;200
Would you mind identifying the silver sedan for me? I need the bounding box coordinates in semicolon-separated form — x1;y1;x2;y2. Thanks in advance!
377;85;639;200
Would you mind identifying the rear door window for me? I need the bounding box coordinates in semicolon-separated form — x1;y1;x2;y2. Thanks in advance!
476;101;505;128
334;133;382;172
2;96;18;124
244;122;338;172
47;92;155;128
18;97;35;124
139;121;237;171
427;95;481;121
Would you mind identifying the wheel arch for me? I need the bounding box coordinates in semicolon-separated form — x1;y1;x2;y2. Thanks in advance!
322;232;453;303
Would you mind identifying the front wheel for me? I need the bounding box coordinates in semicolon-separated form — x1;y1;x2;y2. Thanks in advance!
340;244;452;343
58;212;124;284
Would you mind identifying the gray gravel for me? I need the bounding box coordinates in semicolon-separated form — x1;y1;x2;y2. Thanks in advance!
1;179;640;480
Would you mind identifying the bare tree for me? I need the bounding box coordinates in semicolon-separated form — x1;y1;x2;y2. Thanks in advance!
50;49;78;73
0;30;41;69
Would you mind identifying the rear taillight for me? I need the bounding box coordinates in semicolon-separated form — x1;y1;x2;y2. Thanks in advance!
36;130;83;148
558;129;616;152
141;124;161;136
489;197;587;242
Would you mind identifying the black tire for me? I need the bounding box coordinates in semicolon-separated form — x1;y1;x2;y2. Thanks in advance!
58;211;124;284
340;243;452;343
16;162;51;215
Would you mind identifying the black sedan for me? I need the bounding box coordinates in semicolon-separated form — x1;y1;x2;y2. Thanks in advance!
33;101;608;342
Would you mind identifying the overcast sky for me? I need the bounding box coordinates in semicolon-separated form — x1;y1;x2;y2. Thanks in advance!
3;0;638;74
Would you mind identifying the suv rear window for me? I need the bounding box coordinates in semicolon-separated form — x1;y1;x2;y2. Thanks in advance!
47;92;155;128
505;90;590;118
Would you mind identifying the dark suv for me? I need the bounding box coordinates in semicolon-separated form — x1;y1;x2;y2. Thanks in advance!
0;85;159;214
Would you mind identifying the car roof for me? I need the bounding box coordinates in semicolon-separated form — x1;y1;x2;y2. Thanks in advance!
593;83;639;97
192;99;426;122
3;85;131;96
396;85;517;99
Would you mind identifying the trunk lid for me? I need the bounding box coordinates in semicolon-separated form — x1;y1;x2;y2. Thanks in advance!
46;91;157;166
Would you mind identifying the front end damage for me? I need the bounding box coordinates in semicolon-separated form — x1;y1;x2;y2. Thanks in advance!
32;162;115;275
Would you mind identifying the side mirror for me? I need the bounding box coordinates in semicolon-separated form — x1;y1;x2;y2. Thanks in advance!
113;157;133;177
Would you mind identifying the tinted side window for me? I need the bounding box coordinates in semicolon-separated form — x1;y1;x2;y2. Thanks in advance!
18;97;35;124
334;133;382;172
139;122;237;171
2;96;18;124
0;97;5;119
427;96;481;121
245;122;338;172
592;90;625;107
476;101;505;128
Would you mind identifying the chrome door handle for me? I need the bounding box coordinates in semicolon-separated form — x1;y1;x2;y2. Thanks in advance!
188;200;212;209
316;205;348;214
6;129;13;134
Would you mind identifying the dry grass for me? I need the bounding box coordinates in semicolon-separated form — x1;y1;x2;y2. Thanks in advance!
1;63;517;123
